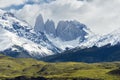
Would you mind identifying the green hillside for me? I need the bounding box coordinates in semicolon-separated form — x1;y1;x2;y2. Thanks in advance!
0;54;120;80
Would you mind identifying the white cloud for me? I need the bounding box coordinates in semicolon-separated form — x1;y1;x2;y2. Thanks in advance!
0;0;26;8
14;4;41;27
14;0;85;27
43;0;120;34
11;0;120;34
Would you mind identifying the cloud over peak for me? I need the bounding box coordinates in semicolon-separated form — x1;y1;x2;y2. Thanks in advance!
1;0;120;35
0;0;25;8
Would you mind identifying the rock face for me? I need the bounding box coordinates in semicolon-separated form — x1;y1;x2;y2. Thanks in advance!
34;14;89;41
44;19;56;37
34;14;44;32
0;10;61;59
56;20;88;41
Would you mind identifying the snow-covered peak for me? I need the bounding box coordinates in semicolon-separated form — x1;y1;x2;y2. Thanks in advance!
3;9;120;59
79;28;120;48
0;9;30;29
45;20;94;50
0;10;61;58
0;26;54;58
97;28;120;46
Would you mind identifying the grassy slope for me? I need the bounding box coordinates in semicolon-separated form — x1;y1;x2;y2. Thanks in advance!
0;54;120;80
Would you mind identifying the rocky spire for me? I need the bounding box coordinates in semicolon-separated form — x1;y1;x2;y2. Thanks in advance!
44;19;56;37
34;14;44;32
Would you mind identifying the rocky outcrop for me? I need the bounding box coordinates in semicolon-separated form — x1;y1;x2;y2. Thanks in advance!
56;20;87;41
34;14;90;42
34;14;44;32
44;19;56;37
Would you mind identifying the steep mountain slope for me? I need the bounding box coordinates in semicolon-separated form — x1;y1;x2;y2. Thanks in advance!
41;28;120;62
56;20;88;41
34;14;44;32
35;12;120;53
80;28;120;48
0;9;60;58
34;14;94;50
1;9;120;60
44;19;56;37
0;28;53;58
41;44;120;63
47;20;94;50
1;9;96;59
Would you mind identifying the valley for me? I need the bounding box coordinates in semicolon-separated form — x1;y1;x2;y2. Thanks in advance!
0;54;120;80
0;1;120;80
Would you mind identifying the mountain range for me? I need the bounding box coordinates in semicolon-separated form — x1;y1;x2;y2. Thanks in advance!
0;9;120;62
